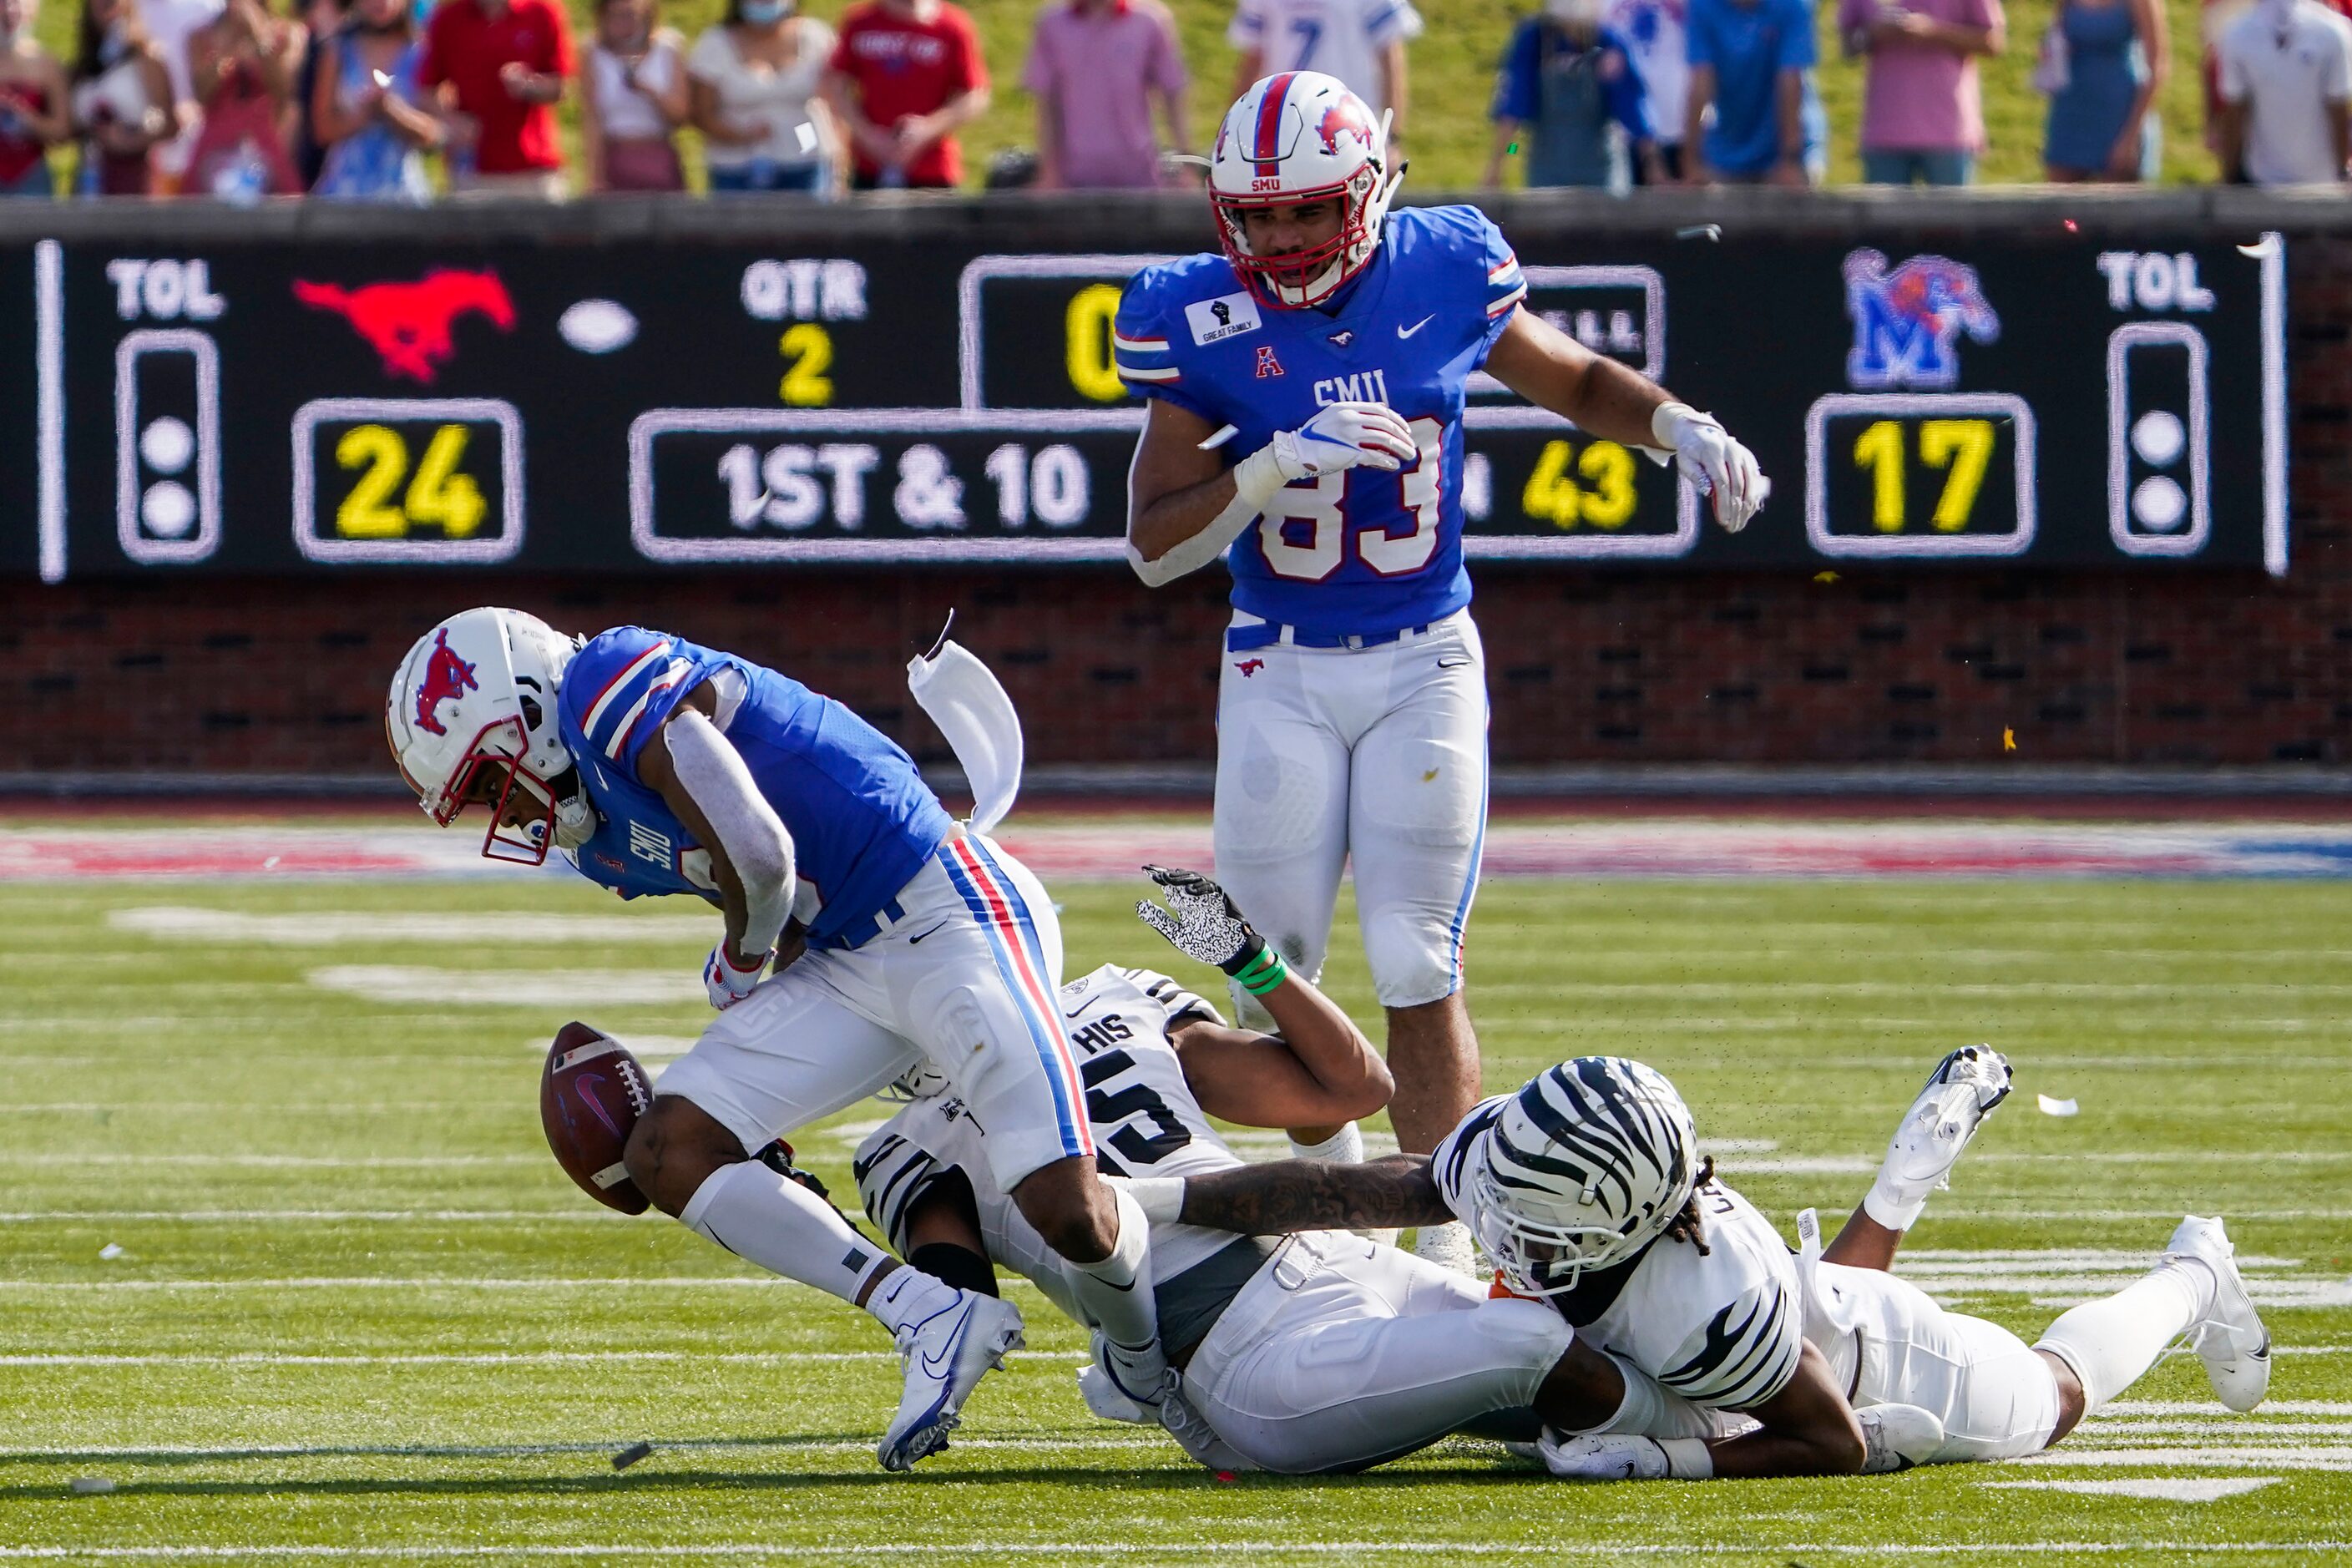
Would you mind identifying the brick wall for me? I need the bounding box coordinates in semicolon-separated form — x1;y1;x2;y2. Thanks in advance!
8;239;2349;777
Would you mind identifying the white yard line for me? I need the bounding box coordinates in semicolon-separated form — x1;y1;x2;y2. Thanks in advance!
1980;1478;2280;1502
110;908;715;945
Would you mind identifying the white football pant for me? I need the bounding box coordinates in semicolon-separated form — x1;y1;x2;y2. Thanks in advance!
657;832;1092;1188
1813;1262;2063;1463
1212;609;1489;1025
1181;1231;1572;1474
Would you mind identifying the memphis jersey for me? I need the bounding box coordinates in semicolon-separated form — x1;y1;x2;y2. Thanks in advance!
855;965;1248;1284
1115;205;1526;639
1432;1097;1805;1411
554;626;953;950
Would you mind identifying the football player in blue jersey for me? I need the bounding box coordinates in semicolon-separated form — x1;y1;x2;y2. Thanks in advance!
384;608;1174;1471
1116;71;1769;1271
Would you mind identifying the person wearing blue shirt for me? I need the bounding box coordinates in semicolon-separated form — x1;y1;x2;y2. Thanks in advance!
1115;70;1769;1273
1683;0;1826;183
384;606;1176;1473
1485;0;1661;188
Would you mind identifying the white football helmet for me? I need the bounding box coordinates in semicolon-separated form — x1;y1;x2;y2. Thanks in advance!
1209;71;1400;308
1466;1057;1701;1297
385;607;593;865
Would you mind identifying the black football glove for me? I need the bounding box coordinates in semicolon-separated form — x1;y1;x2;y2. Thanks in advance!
1136;864;1267;977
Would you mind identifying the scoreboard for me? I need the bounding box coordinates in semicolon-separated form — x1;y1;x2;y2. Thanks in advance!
0;220;2286;579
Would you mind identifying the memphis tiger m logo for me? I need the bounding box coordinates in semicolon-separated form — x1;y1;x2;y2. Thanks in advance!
1842;248;2000;392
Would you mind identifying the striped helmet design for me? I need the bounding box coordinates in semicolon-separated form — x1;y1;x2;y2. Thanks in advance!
1466;1057;1699;1296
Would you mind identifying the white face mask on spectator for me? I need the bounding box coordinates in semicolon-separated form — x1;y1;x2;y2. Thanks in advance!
1545;0;1605;23
739;0;789;21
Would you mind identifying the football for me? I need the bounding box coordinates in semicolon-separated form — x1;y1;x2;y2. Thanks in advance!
539;1020;654;1215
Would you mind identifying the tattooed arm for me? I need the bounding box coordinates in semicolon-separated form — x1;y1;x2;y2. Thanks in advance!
1176;1154;1453;1236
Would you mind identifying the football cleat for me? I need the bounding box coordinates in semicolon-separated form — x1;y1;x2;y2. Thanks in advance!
1858;1403;1947;1473
1092;1328;1173;1411
1871;1046;2012;1222
2166;1215;2271;1413
877;1289;1024;1472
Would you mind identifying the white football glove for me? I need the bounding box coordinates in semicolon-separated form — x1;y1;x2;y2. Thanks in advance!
1537;1430;1712;1481
1650;402;1770;534
703;941;767;1011
1267;400;1418;482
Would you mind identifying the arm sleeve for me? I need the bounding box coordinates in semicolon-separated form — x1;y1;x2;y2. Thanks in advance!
662;707;797;956
1492;22;1539;123
1151;11;1189;93
1469;208;1527;364
1367;0;1424;45
1685;2;1715;66
1656;1276;1805;1410
1601;35;1652;139
854;1113;961;1255
417;13;449;86
950;11;988;93
1427;1095;1511;1222
1021;25;1055;94
1228;0;1267;51
1778;0;1818;67
2217;33;2248;101
1115;272;1219;422
544;2;576;77
1125;966;1226;1029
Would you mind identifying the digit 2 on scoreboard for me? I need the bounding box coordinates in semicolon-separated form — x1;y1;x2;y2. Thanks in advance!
291;398;524;564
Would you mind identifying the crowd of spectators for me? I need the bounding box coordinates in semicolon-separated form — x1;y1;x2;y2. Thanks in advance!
0;0;2344;200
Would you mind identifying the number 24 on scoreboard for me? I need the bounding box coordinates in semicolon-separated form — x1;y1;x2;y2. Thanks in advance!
292;397;524;565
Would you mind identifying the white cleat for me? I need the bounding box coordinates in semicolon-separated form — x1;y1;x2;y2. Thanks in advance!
877;1290;1025;1472
1882;1045;2013;1196
2166;1215;2271;1413
1858;1403;1947;1473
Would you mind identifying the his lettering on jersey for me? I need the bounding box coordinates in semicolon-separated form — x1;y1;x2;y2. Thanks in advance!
1068;1013;1135;1055
1313;369;1390;407
1186;291;1262;346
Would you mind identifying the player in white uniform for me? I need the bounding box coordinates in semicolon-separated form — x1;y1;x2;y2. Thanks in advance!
1154;1050;2277;1479
855;869;1724;1474
1120;74;1769;1271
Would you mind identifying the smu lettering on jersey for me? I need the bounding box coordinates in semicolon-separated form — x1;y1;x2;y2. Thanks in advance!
554;626;953;949
1115;205;1526;640
854;964;1246;1282
1432;1095;1804;1410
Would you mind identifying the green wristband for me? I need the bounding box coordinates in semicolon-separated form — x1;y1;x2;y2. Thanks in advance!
1237;947;1287;995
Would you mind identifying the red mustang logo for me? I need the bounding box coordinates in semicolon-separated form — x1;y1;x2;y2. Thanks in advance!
1234;659;1266;677
412;628;479;736
293;268;517;384
1315;97;1378;157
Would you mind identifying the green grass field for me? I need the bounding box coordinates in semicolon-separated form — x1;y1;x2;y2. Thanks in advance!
3;845;2349;1563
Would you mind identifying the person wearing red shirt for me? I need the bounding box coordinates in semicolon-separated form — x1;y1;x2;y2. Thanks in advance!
820;0;987;189
420;0;573;197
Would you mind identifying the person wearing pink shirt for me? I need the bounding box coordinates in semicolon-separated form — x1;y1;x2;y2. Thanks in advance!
1838;0;2004;184
1024;0;1189;188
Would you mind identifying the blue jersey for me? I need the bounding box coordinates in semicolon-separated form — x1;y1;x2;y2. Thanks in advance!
555;626;953;951
1114;205;1527;639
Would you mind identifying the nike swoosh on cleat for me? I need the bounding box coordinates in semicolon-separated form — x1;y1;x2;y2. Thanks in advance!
1397;315;1435;339
919;1305;974;1380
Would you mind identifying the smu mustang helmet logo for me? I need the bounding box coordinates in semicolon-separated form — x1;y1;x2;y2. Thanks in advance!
412;628;479;736
1315;96;1379;157
1843;248;2000;391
